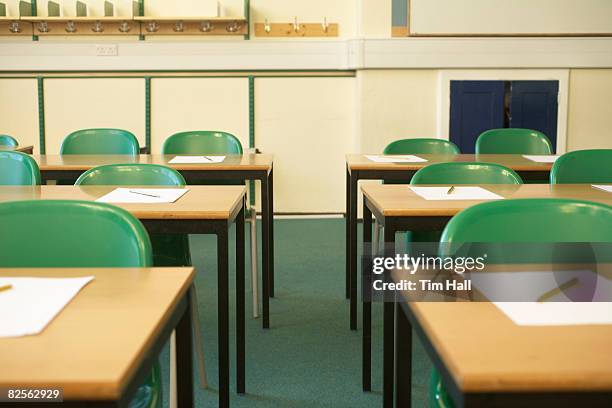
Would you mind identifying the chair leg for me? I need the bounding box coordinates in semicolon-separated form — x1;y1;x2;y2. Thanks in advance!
170;332;177;408
373;219;380;255
190;288;208;389
250;208;260;319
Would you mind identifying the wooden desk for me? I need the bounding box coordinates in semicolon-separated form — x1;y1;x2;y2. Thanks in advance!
360;183;612;406
345;154;553;331
0;267;195;407
0;145;34;154
0;185;246;408
31;153;275;329
392;267;612;407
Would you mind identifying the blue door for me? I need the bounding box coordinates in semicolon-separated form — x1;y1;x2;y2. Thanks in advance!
450;81;505;153
509;81;559;153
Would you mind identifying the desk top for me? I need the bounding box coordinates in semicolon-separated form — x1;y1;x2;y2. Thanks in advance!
361;184;612;217
346;154;553;172
0;267;195;400
32;154;273;172
0;185;245;220
393;268;612;393
0;145;34;154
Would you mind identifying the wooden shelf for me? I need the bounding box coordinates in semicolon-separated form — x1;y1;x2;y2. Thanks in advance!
135;16;247;36
0;17;32;35
23;16;137;35
254;22;338;37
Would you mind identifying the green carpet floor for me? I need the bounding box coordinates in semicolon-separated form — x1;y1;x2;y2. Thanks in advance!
157;218;432;407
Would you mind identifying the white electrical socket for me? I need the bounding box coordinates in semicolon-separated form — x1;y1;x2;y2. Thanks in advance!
95;44;118;56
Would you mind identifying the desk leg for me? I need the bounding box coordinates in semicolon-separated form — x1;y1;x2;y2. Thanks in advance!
395;302;412;408
268;167;275;298
362;199;372;391
176;287;194;408
349;171;358;330
261;173;270;329
383;226;395;408
218;229;230;408
345;166;350;299
236;202;246;394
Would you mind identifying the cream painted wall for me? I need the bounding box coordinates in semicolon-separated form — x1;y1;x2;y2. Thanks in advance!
149;77;249;153
410;0;612;35
358;0;391;38
567;69;612;150
255;77;356;213
43;78;145;153
357;69;437;152
0;79;39;150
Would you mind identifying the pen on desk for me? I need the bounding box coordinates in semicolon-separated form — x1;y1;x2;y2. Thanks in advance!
129;190;161;198
537;277;579;302
202;156;213;162
0;284;13;293
447;186;455;195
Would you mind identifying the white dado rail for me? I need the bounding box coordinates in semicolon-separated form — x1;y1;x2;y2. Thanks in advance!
1;37;612;71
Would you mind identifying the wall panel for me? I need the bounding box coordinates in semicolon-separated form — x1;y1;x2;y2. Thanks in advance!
43;78;145;153
149;77;249;153
0;79;39;151
255;77;355;213
410;0;612;35
567;69;612;150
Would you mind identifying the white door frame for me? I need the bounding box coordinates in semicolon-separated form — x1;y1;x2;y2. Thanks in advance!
436;69;570;153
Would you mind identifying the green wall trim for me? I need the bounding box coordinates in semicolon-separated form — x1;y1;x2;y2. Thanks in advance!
31;0;38;41
145;76;151;153
248;75;255;206
36;76;45;154
243;0;250;40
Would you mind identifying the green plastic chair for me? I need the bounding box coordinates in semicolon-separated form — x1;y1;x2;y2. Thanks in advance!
162;130;243;155
163;130;260;318
0;134;19;147
404;162;523;243
431;198;612;408
550;149;612;184
476;128;553;155
411;162;523;185
0;200;161;408
60;128;140;155
383;138;460;155
75;164;190;266
0;151;41;185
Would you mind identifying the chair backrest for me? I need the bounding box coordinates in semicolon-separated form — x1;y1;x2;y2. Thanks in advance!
0;134;18;147
383;138;460;155
60;128;140;155
411;162;523;185
0;151;41;185
441;198;612;243
550;149;612;184
475;128;553;154
0;200;152;267
75;164;185;186
162;131;243;155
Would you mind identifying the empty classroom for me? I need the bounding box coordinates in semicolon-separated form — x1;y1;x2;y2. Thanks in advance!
1;1;612;407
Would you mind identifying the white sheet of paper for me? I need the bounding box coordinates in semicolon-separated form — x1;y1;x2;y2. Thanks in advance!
0;276;94;337
468;270;612;302
364;155;427;163
522;155;560;163
494;302;612;326
168;155;226;164
592;184;612;193
96;188;189;204
409;186;503;201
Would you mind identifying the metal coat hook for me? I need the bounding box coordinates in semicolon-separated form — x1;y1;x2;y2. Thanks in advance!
293;16;300;33
173;20;184;32
92;20;104;33
9;21;22;33
65;20;77;33
264;18;271;33
200;21;213;32
322;17;328;33
226;20;241;32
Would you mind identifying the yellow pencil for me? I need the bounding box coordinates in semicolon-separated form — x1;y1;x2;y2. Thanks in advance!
447;186;455;195
0;284;13;293
537;278;579;302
